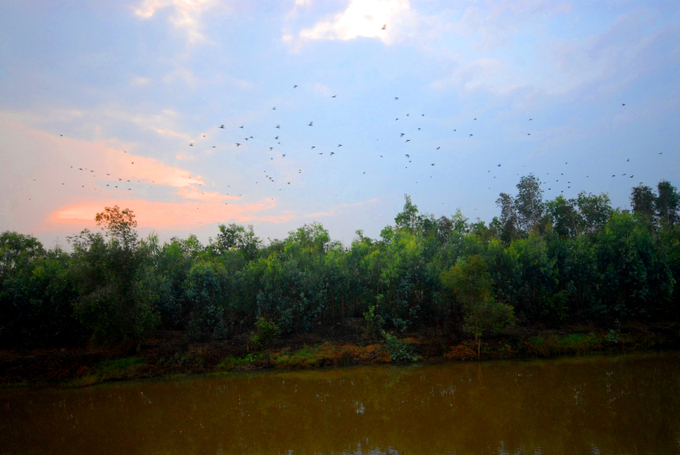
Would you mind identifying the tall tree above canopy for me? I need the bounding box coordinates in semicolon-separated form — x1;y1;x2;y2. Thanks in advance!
515;174;545;234
631;184;657;221
95;205;138;247
656;180;680;226
395;195;421;234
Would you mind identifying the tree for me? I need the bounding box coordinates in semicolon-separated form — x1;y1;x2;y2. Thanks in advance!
631;184;657;222
546;196;581;238
515;174;545;234
576;192;613;234
213;223;261;261
69;206;159;348
656;180;680;226
463;298;516;358
395;195;421;234
441;255;493;307
496;193;519;244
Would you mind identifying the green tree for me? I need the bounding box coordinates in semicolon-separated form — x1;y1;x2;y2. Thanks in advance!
69;206;159;349
576;191;613;234
656;180;680;226
546;195;581;238
515;174;545;234
463;298;516;358
631;184;657;224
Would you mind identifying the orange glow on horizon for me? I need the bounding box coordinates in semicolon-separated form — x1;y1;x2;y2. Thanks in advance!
50;198;292;230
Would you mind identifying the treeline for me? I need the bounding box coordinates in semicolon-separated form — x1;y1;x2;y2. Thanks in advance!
1;176;679;349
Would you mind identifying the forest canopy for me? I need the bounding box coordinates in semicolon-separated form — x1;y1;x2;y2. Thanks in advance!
1;176;679;348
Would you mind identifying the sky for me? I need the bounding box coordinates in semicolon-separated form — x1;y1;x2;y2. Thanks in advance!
1;0;679;248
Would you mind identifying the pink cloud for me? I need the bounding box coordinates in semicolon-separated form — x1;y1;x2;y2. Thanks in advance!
50;198;292;230
0;117;289;235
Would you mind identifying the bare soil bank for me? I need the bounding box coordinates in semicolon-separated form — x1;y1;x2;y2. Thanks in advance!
2;319;679;387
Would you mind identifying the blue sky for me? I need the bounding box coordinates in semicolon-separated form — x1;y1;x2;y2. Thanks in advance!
1;0;679;247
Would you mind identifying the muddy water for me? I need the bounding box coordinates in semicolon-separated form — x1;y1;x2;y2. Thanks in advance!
1;352;679;455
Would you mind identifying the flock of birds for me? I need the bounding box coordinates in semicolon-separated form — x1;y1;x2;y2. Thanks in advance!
38;74;657;226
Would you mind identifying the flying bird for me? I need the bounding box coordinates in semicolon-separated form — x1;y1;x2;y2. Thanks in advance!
294;85;298;88
220;125;224;129
308;121;313;126
382;24;386;30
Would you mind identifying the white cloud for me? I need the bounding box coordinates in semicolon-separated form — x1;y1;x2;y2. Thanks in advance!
431;58;517;94
133;0;222;45
297;0;414;45
130;76;152;87
453;0;572;51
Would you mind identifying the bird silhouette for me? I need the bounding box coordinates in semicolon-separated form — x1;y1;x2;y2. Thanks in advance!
332;95;336;98
294;85;298;88
381;24;386;30
436;147;440;150
308;121;313;126
220;125;224;129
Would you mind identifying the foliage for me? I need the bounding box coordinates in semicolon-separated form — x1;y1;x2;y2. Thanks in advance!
1;176;679;351
68;206;159;347
463;298;516;358
380;330;421;361
250;317;280;349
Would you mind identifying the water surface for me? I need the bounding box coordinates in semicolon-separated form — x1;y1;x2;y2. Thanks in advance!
2;352;679;454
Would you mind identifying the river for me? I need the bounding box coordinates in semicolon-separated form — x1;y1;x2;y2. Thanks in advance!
1;352;679;454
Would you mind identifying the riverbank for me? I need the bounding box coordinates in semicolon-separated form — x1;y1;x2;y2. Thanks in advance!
1;320;679;388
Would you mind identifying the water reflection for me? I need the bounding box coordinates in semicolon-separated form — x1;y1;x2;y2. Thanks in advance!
1;352;679;455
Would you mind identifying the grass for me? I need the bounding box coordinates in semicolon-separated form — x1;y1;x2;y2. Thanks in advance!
67;356;144;387
527;333;604;357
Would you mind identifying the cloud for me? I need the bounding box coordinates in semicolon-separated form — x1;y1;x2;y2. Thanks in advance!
453;0;573;51
50;198;291;231
296;0;414;45
133;0;222;45
0;117;288;235
431;58;516;94
130;76;152;87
